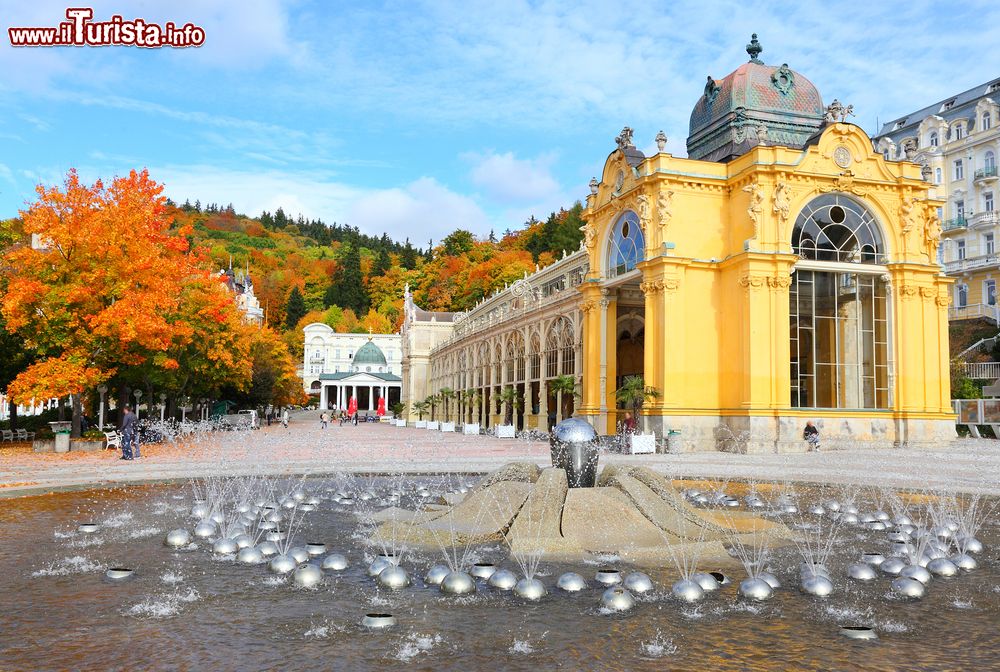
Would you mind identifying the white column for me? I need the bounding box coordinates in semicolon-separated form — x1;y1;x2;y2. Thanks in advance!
320;385;328;410
369;385;375;411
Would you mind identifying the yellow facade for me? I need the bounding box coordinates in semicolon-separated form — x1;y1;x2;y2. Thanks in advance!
577;122;955;451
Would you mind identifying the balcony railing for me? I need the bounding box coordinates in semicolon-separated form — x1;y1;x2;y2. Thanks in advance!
970;211;1000;227
943;217;968;231
960;361;1000;380
944;253;1000;274
949;302;1000;325
975;166;998;180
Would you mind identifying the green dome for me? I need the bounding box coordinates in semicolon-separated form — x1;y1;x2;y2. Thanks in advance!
353;340;387;366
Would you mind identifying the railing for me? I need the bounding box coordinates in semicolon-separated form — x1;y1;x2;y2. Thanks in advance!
960;361;1000;380
954;398;1000;425
956;334;1000;359
944;254;1000;274
970;211;1000;227
943;217;968;231
949;302;1000;325
975;166;998;180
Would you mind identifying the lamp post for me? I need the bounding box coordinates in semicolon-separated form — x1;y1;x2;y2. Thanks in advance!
97;384;108;431
134;389;143;421
159;392;167;421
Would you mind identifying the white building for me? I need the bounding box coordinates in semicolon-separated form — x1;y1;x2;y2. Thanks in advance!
302;324;402;413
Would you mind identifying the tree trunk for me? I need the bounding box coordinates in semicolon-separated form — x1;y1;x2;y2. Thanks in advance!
7;401;17;431
58;396;66;421
71;393;82;438
118;385;129;429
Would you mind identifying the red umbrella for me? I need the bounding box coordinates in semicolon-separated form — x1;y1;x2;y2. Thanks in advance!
347;396;358;416
377;396;386;417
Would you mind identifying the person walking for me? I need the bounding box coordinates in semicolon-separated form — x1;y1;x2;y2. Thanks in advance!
320;412;328;429
281;408;289;428
803;421;820;452
120;406;136;460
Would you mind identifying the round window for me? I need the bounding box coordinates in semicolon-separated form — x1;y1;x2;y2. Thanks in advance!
829;205;846;224
622;220;630;238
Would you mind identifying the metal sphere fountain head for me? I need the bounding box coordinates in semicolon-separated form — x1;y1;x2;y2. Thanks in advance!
424;564;450;586
757;572;781;589
514;577;546;601
105;567;135;582
671;579;705;602
708;571;731;586
362;613;396;630
321;553;348;571
77;523;100;534
958;536;983;554
193;521;216;539
556;572;587;592
288;547;309;564
293;563;323;588
190;503;209;519
891;576;925;599
233;534;253;549
623;572;654;594
691;572;721;591
440;571;476;595
594;568;622;586
739;577;773;601
549;417;600;488
470;562;497;580
800;574;834;597
377;566;411;590
488;569;518;591
212;538;238;555
900;564;931;585
367;557;394;577
269;554;297;574
306;542;327;557
237;546;264;565
600;586;635;612
879;558;906;576
847;562;877;582
164;529;191;548
257;541;279;557
840;626;878;641
951;553;977;571
927;557;958;577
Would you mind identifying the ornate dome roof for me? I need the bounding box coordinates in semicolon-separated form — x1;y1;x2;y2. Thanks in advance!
687;34;825;163
353;339;387;366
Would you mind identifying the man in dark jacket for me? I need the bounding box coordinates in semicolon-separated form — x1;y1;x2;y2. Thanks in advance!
120;406;136;460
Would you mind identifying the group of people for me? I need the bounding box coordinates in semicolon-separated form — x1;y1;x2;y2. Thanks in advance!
319;411;363;428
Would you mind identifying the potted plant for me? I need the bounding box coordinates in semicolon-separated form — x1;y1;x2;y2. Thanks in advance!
460;390;481;434
496;386;521;438
425;394;440;430
438;387;456;431
390;402;407;427
547;375;581;429
411;400;429;428
615;375;660;454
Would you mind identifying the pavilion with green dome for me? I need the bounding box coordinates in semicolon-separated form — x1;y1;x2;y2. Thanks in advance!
317;338;402;414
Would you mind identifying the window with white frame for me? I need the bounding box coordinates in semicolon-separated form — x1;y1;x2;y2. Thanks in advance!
958;284;968;307
954;123;965;140
986;232;995;255
985;151;996;173
986;280;997;306
957;239;967;260
935;167;942;184
984;112;992;131
956;200;965;219
955;159;964;180
929;131;938;147
986;192;995;213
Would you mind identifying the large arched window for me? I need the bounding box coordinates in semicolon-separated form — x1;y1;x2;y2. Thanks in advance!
929;131;938;147
982;112;991;131
985;151;996;173
792;194;885;264
606;210;645;277
790;194;890;411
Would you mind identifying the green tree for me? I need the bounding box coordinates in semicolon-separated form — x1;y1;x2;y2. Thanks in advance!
425;394;439;422
442;230;475;257
401;240;417;270
324;243;368;313
412;399;429;420
284;285;307;330
373;248;391;276
438;387;455;422
615;375;661;424
497;386;522;426
548;374;580;421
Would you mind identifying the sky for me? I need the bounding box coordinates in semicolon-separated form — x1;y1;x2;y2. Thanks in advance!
1;0;998;244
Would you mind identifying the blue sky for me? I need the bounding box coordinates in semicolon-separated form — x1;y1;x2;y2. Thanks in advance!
1;0;998;243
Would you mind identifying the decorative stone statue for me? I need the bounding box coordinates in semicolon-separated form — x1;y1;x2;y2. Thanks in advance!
657;188;674;231
636;194;652;232
921;163;933;182
615;126;635;150
704;76;720;103
655;130;668;152
756;123;769;146
825;99;855;123
773;181;790;223
924;210;942;261
746;33;763;64
589;177;599;195
902;138;917;160
742;180;765;241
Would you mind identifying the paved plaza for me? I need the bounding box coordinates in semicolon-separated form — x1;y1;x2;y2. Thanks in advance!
1;411;998;497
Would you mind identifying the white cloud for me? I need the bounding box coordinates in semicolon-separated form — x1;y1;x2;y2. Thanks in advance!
466;151;560;203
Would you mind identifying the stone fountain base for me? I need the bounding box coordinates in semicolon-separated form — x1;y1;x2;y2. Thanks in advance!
371;462;794;564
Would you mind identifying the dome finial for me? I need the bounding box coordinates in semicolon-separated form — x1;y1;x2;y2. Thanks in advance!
746;33;763;64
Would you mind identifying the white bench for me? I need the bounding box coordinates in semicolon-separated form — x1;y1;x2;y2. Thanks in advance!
1;430;13;442
104;431;122;450
15;428;35;442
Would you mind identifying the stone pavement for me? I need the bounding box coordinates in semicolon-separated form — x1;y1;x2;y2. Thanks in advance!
1;411;998;497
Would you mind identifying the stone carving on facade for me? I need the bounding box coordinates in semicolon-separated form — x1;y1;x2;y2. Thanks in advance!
919;286;936;299
580;221;597;251
755;123;769;146
639;278;680;295
636;193;652;232
900;195;920;255
510;278;533;299
819;170;867;196
767;274;792;290
770;63;794;95
581;299;598;314
924;208;942;261
738;274;767;291
824;99;855;123
935;293;950;307
772;181;790;224
656;188;674;233
902;138;917;160
615;126;635;150
742;180;765;242
899;285;918;300
655;130;668;152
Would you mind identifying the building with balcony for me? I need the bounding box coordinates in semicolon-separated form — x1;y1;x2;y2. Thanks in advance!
873;77;1000;323
401;35;955;451
301;325;402;413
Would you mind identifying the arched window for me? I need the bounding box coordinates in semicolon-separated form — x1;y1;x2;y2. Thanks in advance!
606;210;645;277
792;194;885;264
983;112;992;131
957;284;968;308
985;151;996;173
953;123;965;140
929;131;938;147
935;167;942;184
790;194;889;411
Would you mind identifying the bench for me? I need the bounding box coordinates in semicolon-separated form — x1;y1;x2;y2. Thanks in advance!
104;431;122;450
1;430;12;442
15;428;35;442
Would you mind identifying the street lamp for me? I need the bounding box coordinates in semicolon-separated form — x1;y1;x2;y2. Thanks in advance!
97;384;108;431
133;389;143;421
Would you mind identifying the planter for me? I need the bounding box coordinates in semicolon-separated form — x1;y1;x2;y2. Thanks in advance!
394;419;407;427
630;433;656;455
462;423;480;435
426;421;439;430
496;425;516;439
32;439;55;453
415;420;427;429
440;422;456;432
70;439;104;452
